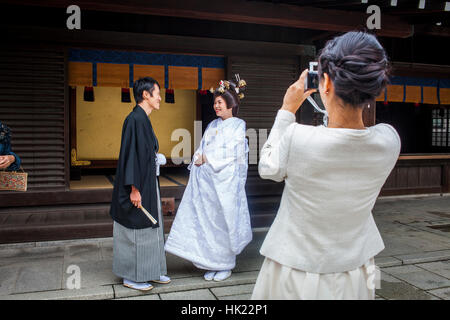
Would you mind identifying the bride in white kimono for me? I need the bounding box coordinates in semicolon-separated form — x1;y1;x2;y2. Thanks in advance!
165;78;252;281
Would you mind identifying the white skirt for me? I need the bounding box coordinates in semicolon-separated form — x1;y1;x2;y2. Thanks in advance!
251;257;376;300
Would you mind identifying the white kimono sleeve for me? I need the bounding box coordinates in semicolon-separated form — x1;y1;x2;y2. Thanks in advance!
187;122;212;171
258;109;296;182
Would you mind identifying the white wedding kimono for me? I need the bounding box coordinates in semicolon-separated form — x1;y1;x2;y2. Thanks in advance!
165;116;252;270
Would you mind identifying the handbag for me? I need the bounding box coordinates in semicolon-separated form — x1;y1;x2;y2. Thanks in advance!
0;167;28;191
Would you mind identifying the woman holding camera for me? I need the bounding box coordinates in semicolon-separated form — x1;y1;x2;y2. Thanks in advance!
251;31;400;300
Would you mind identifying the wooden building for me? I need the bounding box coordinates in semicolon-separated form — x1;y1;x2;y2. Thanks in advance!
0;0;449;244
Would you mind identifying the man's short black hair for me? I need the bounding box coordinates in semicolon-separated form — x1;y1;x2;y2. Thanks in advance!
133;77;160;104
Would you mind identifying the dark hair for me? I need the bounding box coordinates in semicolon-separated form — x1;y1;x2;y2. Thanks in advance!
318;31;390;107
213;81;240;116
133;77;160;104
0;121;11;144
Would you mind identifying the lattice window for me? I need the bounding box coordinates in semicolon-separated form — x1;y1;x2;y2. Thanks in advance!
432;108;450;147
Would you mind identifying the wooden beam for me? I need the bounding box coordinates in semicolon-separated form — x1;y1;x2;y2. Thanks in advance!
307;31;340;43
380;187;442;196
0;0;413;38
0;186;185;207
398;155;450;160
391;62;450;79
414;25;450;37
4;25;315;57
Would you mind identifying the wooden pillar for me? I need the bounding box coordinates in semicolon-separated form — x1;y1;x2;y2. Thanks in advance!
69;87;81;181
362;100;376;127
443;164;450;194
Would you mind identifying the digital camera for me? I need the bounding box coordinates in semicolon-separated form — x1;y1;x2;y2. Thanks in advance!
305;62;319;90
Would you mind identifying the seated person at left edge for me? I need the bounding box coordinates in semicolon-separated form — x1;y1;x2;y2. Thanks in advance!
0;121;21;171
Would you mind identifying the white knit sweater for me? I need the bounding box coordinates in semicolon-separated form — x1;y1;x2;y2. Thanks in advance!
258;109;401;273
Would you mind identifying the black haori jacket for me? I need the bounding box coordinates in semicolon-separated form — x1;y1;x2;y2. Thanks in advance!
110;105;160;229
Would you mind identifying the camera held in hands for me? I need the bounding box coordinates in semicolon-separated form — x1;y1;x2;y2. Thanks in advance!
305;62;319;90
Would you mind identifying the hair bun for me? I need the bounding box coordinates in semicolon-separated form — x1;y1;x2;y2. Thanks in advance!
318;31;390;107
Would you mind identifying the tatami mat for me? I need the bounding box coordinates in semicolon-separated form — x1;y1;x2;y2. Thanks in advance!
164;173;189;186
158;176;179;187
69;171;189;190
70;175;113;190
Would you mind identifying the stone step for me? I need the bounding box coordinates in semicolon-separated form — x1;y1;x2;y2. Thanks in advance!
114;271;260;300
0;271;259;300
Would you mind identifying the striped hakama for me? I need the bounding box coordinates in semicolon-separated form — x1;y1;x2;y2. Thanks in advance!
112;181;167;282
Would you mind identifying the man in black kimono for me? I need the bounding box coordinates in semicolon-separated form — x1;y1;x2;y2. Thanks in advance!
110;77;171;291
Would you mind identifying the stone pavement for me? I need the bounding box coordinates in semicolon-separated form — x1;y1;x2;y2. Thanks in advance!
0;194;449;300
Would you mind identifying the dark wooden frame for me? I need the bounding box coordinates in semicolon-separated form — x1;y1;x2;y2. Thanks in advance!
0;186;185;208
380;157;450;196
392;62;450;79
69;86;77;161
1;0;414;38
64;49;70;190
5;25;315;58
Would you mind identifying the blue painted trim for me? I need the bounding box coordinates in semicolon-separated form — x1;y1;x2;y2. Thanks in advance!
129;64;134;88
390;76;445;104
198;67;202;90
440;79;450;89
92;63;97;87
384;87;387;102
390;76;440;87
437;81;441;105
164;65;169;89
69;49;225;69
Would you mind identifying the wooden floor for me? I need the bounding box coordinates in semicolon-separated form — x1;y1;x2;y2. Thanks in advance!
69;175;114;190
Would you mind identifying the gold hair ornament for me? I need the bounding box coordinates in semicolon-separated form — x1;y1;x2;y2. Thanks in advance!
209;74;247;100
